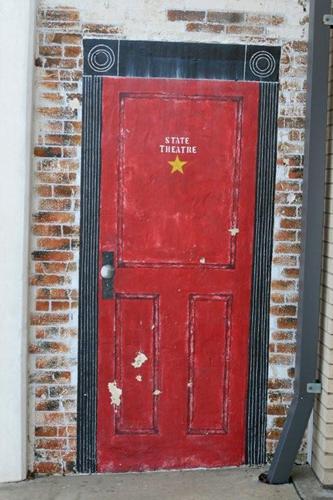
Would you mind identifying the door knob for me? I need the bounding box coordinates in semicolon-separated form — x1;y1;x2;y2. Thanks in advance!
101;251;115;299
100;264;114;279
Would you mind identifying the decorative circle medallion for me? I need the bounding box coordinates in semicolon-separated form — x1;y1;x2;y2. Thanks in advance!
249;51;276;79
87;44;116;73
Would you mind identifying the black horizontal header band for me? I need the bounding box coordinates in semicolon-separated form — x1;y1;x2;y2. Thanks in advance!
83;39;281;82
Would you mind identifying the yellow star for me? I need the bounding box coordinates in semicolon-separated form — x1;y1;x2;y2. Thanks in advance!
168;155;187;174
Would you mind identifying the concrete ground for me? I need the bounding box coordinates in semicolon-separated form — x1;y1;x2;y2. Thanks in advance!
0;466;301;500
293;465;333;499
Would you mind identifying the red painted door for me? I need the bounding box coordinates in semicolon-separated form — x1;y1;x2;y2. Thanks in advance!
97;78;259;472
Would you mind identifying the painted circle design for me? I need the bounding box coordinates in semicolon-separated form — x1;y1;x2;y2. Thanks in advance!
249;51;276;79
87;44;115;73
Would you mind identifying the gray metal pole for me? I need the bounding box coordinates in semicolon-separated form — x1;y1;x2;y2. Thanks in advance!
263;0;331;485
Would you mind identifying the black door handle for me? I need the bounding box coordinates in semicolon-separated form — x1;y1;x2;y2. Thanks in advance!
101;251;115;299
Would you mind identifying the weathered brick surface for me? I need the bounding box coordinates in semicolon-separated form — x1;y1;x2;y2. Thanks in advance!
30;2;309;474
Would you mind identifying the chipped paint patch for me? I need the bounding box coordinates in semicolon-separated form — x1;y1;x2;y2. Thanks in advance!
228;228;240;236
199;257;206;264
153;389;162;396
136;375;143;382
108;381;122;406
131;351;148;368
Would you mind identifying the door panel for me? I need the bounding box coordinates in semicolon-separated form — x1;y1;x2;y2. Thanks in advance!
97;78;259;472
188;294;231;434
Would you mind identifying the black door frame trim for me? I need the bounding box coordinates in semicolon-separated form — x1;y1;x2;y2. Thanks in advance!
77;39;280;473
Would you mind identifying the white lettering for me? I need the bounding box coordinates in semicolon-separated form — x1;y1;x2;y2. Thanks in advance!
160;136;198;155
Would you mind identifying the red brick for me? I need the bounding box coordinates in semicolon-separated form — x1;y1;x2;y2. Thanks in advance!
64;46;82;58
271;305;297;316
32;224;62;236
272;255;297;266
54;185;78;197
267;430;281;440
44;57;77;69
64;121;81;134
247;13;281;24
34;146;62;158
275;243;302;254
36;400;60;411
59;70;82;81
33;212;75;224
186;23;224;33
226;25;265;35
271;293;285;304
271;280;296;291
41;69;59;81
271;331;294;342
270;354;294;365
168;10;205;22
34;462;62;474
275;206;297;217
280;218;302;230
39;199;72;211
58;425;76;437
267;405;288;416
82;23;120;34
42;262;68;273
31;313;69;325
36;301;49;312
39;46;62;57
46;33;81;45
30;274;65;286
35;438;67;450
276;181;301;192
283;268;300;278
277;318;298;329
32;250;74;262
268;379;293;390
51;301;70;311
36;356;72;369
207;11;244;23
38;238;71;250
40;93;64;104
274;230;296;241
276;343;297;354
30;341;69;354
289;168;303;179
35;426;58;437
63;146;78;158
35;386;48;398
38;107;77;119
273;416;287;429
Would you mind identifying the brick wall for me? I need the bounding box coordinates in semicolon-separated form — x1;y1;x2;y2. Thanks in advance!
29;0;309;474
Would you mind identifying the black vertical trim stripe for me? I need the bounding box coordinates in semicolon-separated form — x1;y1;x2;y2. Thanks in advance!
77;76;102;473
247;82;279;465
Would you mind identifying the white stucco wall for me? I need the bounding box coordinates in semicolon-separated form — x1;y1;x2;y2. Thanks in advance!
0;0;35;483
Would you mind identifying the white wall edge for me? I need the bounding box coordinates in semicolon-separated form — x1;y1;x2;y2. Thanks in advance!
0;0;36;483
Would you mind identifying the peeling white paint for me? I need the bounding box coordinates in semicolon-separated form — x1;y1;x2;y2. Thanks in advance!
131;352;148;368
108;381;122;406
68;97;81;111
153;389;162;396
136;375;143;382
228;228;240;236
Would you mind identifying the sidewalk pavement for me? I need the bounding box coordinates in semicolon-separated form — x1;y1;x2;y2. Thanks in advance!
0;466;301;500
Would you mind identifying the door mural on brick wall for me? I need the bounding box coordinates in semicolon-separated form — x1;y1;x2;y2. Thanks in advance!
78;40;281;473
